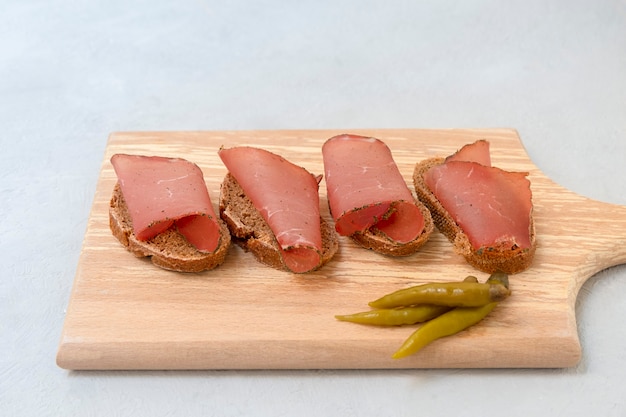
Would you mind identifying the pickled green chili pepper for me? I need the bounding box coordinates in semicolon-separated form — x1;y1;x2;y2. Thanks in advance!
335;305;451;326
336;272;510;359
335;276;479;326
368;279;510;309
391;271;509;359
392;302;498;359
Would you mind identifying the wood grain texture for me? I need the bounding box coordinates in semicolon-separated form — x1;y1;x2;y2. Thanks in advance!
56;129;626;370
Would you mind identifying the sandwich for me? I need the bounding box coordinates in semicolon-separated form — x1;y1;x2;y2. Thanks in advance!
412;140;536;274
109;153;231;272
322;134;433;256
218;146;338;273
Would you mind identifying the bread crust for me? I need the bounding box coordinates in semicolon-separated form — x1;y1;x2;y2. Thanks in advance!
413;157;536;274
109;183;231;272
219;173;338;273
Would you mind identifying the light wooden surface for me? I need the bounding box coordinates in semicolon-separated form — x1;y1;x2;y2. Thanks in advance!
56;129;626;370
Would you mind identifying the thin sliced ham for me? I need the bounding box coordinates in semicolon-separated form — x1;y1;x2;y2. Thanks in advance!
110;154;222;253
322;134;425;243
424;159;533;251
218;146;323;273
445;139;491;166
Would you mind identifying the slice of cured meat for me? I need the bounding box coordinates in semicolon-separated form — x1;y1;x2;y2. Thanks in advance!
218;146;323;273
110;154;222;253
445;139;491;166
424;160;532;251
322;134;425;243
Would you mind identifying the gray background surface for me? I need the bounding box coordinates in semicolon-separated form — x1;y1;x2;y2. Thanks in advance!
2;1;625;416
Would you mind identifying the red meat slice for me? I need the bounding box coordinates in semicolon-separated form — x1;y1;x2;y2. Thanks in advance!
218;146;323;273
110;154;222;253
424;160;532;250
445;139;492;166
322;134;425;243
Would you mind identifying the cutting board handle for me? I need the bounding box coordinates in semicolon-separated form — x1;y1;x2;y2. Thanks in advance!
578;196;626;270
535;173;626;292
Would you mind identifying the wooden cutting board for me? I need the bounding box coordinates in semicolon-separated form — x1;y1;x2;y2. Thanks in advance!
56;129;626;370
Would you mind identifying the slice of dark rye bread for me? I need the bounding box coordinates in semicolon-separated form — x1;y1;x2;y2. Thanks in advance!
219;173;338;272
109;183;231;273
349;199;434;256
412;157;537;274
